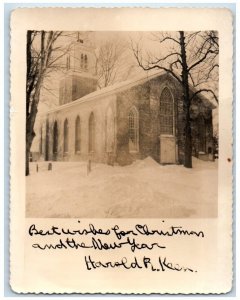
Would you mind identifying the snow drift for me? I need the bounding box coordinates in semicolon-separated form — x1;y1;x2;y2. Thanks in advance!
26;157;218;218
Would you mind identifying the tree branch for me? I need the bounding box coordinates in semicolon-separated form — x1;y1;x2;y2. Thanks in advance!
148;52;182;66
188;47;215;72
190;88;218;104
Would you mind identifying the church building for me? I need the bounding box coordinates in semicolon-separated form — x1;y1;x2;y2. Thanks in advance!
37;39;215;166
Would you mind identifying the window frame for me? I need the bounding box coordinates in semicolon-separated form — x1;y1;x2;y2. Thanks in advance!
80;53;84;69
88;112;95;153
159;87;175;136
63;119;69;154
39;126;43;155
52;121;58;154
75;116;81;153
128;106;139;153
84;54;88;70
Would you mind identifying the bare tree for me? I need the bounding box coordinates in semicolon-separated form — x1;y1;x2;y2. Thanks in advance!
26;30;73;176
95;39;127;88
131;31;218;168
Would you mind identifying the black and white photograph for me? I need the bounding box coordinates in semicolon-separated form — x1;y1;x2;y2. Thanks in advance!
26;30;219;218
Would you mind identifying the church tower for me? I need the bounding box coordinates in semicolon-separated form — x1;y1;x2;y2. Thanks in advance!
59;34;98;105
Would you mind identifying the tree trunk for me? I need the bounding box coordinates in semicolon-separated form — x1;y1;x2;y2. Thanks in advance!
25;134;33;176
26;69;44;173
26;114;36;176
26;111;37;176
179;31;192;168
25;31;45;176
25;87;41;175
25;144;30;176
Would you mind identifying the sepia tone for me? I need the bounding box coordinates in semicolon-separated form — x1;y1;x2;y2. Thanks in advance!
26;31;218;218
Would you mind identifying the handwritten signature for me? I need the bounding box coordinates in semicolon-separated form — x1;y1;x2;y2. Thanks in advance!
84;255;197;272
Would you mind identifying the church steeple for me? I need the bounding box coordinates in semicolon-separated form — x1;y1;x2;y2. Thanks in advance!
59;34;97;105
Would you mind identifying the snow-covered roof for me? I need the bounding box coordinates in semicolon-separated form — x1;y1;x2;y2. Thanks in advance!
47;69;215;114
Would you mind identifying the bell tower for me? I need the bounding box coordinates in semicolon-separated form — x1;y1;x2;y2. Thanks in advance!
59;34;98;105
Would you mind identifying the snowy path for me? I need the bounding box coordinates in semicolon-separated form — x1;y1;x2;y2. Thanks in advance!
26;157;218;218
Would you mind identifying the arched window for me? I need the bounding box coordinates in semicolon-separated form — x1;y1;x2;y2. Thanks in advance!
63;119;69;153
45;119;49;161
160;87;174;135
128;107;139;152
81;53;84;69
53;121;58;154
39;126;43;154
106;107;114;152
89;112;95;153
75;116;81;152
84;54;88;69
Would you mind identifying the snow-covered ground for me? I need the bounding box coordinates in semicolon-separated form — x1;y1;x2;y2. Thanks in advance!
26;157;218;218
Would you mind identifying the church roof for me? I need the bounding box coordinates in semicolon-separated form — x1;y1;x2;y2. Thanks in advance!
47;69;216;114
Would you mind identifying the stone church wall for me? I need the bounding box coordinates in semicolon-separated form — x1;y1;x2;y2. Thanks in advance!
38;74;214;166
116;82;151;165
116;74;184;165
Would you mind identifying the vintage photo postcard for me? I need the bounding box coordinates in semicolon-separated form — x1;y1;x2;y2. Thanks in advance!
10;7;233;294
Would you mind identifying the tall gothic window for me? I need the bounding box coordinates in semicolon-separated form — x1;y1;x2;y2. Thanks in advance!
63;119;69;153
84;54;88;70
75;116;81;152
81;54;84;69
128;106;139;152
45;119;49;161
89;112;95;153
53;121;58;154
160;87;174;135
